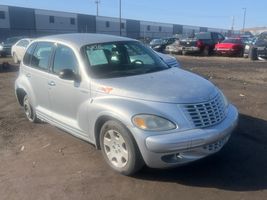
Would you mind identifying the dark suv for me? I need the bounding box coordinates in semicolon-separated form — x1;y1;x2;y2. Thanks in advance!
179;32;225;56
0;36;24;57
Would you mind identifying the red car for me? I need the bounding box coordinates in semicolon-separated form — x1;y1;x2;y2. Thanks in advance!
215;38;244;56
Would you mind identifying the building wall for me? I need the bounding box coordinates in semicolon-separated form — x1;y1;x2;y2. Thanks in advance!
200;27;208;32
182;25;200;37
0;5;231;41
35;9;77;33
96;16;127;36
173;24;183;35
140;21;173;38
8;6;35;30
126;19;140;39
0;5;10;29
77;14;96;33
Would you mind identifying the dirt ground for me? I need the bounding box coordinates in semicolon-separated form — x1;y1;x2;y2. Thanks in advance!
0;56;267;200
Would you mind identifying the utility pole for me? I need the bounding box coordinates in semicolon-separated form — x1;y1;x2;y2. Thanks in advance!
231;16;235;35
95;0;100;16
119;0;122;36
242;8;247;33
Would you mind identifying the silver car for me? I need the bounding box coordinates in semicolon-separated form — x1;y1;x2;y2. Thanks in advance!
15;33;238;175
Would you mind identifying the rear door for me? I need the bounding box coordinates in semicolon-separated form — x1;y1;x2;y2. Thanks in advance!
24;42;54;119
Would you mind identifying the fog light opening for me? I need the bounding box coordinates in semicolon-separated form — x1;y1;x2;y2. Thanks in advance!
176;153;183;159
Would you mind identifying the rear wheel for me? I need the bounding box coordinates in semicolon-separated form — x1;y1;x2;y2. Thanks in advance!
100;120;144;175
23;95;38;123
202;46;210;56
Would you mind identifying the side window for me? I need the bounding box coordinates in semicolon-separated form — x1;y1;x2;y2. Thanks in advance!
16;40;24;47
31;42;54;70
126;44;155;65
23;43;36;66
53;44;78;75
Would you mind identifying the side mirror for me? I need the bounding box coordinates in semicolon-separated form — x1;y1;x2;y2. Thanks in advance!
59;69;80;81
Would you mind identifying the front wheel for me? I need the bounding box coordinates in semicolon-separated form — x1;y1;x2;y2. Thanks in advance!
100;120;144;175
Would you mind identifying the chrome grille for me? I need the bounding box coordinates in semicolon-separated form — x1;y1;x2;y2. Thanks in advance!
183;94;226;128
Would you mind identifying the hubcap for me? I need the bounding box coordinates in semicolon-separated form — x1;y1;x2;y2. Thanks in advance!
23;98;32;120
103;130;128;168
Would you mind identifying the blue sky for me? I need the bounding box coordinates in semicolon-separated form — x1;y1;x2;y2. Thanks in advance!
0;0;266;30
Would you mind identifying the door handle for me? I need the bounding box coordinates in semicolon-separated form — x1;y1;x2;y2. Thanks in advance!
26;73;31;78
48;81;56;86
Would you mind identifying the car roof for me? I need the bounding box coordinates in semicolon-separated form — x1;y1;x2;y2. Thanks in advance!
35;33;136;49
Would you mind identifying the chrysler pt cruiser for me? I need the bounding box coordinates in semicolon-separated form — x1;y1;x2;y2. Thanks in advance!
15;34;238;175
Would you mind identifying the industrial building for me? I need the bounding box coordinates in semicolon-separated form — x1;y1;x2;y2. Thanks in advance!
0;5;230;41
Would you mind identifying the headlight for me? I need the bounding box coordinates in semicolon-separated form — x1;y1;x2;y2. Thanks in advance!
245;45;250;50
153;45;161;49
218;89;229;108
0;45;3;51
132;114;176;131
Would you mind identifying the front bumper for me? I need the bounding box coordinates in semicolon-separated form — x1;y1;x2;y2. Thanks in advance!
138;104;238;168
179;46;200;53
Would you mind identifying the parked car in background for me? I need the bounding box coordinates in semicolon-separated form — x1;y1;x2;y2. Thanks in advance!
11;38;34;63
150;37;176;52
0;36;24;57
215;38;244;57
179;32;225;56
15;33;238;175
165;39;182;54
244;32;267;60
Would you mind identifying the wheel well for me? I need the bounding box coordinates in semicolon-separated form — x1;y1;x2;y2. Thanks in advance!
16;88;26;106
94;116;114;149
94;115;131;149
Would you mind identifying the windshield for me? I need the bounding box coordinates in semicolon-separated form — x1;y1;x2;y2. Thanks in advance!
222;39;242;44
83;41;169;78
150;39;163;45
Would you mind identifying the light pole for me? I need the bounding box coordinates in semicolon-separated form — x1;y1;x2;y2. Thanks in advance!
242;8;247;33
95;0;100;16
119;0;122;36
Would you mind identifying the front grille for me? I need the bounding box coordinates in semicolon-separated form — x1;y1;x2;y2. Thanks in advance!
183;94;226;128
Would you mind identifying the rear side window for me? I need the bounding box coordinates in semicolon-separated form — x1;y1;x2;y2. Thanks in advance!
23;43;36;66
17;40;30;47
196;33;211;40
52;44;78;75
31;42;54;71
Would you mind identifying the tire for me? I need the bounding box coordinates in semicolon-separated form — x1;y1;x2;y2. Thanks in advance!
182;50;187;55
13;53;19;64
249;47;258;61
202;46;210;56
23;95;38;123
100;120;144;175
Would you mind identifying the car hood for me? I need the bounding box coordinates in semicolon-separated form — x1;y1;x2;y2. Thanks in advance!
92;68;217;103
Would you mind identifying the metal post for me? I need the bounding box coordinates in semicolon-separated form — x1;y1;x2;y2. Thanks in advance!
95;0;100;16
119;0;122;36
242;8;247;33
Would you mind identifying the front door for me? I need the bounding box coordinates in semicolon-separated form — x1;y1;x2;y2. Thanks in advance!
48;44;89;137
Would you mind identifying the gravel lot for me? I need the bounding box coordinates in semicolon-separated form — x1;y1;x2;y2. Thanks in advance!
0;56;267;200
